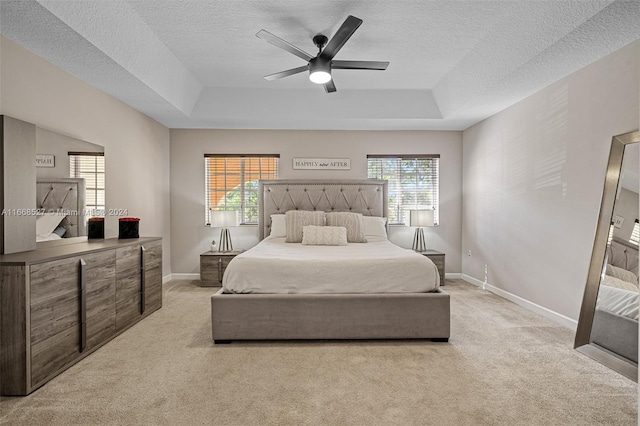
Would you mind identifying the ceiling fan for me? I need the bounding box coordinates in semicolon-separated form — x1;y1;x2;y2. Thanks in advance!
256;15;389;93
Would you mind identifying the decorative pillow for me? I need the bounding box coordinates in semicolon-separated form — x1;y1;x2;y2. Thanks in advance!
325;212;367;243
363;216;387;238
53;226;67;238
302;226;347;246
36;212;66;238
269;214;286;238
285;210;325;243
606;263;638;286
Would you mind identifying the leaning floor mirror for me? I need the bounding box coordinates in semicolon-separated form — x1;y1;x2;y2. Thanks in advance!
575;130;640;381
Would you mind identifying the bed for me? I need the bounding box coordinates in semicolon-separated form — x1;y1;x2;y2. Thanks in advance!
35;178;86;242
210;179;450;343
591;239;639;363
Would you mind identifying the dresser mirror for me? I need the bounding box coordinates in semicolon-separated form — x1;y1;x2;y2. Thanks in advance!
575;130;639;381
35;127;104;248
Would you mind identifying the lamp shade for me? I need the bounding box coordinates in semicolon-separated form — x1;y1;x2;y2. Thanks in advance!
210;210;238;228
410;210;435;227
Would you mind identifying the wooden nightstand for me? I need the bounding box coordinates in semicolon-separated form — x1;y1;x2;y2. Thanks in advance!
200;250;243;287
417;250;445;286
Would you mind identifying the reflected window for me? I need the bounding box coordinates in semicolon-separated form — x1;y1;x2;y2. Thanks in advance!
69;152;105;217
630;220;640;245
608;223;615;245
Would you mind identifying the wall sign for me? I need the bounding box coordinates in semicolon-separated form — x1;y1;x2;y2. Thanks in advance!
36;154;55;168
293;158;351;170
613;215;625;228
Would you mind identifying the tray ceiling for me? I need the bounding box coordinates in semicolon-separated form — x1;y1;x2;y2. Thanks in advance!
1;0;639;130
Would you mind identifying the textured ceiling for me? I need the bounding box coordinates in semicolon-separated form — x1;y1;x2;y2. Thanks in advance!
1;0;639;130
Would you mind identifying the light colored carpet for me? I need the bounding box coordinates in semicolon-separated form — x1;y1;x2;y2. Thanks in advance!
0;279;636;425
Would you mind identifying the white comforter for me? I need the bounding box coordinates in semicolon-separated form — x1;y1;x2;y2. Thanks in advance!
222;236;440;294
598;275;639;320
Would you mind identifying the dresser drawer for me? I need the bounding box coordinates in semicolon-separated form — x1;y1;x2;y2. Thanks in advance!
31;324;80;387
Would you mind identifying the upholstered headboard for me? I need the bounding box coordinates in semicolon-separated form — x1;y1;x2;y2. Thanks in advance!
259;179;388;240
36;178;87;238
608;238;639;277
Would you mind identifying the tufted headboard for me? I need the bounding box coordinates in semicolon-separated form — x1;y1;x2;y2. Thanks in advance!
608;238;639;277
36;178;87;238
259;179;388;240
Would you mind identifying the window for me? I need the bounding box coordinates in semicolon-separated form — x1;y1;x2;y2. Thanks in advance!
367;155;439;225
69;152;105;217
204;154;279;225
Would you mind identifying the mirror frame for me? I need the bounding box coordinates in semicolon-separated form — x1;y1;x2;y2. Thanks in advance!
575;130;640;381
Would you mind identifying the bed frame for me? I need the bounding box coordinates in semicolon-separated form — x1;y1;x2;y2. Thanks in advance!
588;240;639;364
211;179;450;343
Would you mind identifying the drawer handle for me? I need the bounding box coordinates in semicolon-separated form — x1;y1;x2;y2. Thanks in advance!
79;258;87;353
218;257;223;283
140;245;146;314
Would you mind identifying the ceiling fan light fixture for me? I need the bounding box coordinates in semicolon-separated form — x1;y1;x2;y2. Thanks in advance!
308;58;331;84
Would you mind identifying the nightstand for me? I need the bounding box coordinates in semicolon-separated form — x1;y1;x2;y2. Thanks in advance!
417;250;445;286
200;250;243;287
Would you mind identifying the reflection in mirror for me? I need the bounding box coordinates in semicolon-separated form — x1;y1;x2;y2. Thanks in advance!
575;131;639;381
35;127;104;247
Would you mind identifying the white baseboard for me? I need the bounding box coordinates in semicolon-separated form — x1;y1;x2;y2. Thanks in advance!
162;274;173;284
445;273;462;280
461;274;578;331
165;273;200;282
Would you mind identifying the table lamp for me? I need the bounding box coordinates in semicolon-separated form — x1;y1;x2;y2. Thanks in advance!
210;210;238;252
410;210;435;252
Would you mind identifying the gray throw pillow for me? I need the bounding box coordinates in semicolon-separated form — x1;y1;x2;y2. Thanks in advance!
325;212;367;243
285;210;325;243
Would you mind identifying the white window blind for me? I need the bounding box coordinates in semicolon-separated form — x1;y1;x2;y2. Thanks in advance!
367;155;439;225
69;152;105;217
204;154;279;225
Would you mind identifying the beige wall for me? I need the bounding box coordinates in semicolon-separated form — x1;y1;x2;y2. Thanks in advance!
0;36;172;276
462;40;640;323
170;129;463;274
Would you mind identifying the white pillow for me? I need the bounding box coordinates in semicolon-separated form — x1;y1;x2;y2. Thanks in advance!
363;216;387;238
302;226;347;246
269;214;286;238
36;212;65;238
285;210;325;243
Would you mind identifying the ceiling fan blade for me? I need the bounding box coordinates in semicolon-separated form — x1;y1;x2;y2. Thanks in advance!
256;29;314;62
324;80;337;93
319;15;362;61
264;65;309;81
331;60;389;70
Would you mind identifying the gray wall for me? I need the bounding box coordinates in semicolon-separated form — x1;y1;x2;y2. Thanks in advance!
612;188;639;242
36;127;104;180
461;40;640;323
170;129;463;275
1;36;172;277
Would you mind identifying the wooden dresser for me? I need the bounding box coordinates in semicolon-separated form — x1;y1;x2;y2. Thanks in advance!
0;237;162;396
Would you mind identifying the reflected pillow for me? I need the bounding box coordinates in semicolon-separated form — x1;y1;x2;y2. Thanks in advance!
606;263;638;286
53;226;67;238
36;212;66;238
302;226;347;246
